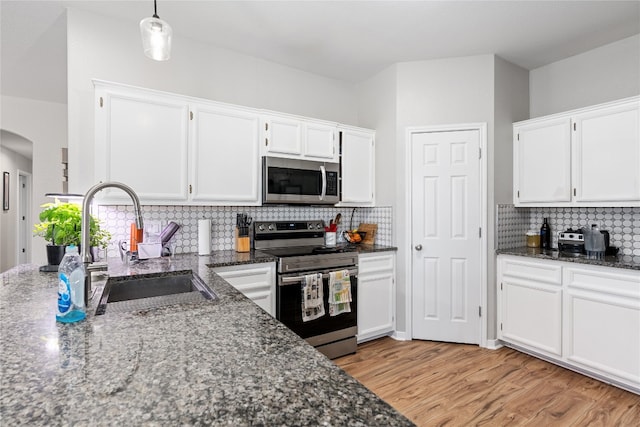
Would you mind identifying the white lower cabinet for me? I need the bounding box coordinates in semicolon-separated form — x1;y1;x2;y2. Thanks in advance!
498;257;563;357
213;263;276;317
357;252;396;343
563;265;640;392
498;255;640;393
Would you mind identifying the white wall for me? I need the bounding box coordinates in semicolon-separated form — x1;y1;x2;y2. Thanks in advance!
392;55;496;336
356;65;398;207
66;8;359;194
530;34;640;117
0;96;67;266
0;146;32;272
490;56;529;338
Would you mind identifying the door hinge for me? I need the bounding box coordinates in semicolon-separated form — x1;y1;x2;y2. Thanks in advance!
190;111;193;121
265;138;269;146
573;188;576;196
500;323;503;331
479;227;482;238
501;282;503;290
478;306;482;317
573;123;576;131
517;133;519;141
22;248;26;253
517;190;520;198
265;122;269;131
478;148;482;159
189;184;192;194
99;97;103;108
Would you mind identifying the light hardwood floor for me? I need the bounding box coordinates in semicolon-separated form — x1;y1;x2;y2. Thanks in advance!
334;337;640;426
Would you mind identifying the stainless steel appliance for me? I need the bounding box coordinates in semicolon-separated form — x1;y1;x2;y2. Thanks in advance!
558;227;616;256
558;228;585;256
262;157;340;205
254;220;358;359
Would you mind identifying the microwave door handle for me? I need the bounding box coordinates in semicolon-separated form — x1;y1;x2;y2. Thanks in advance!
320;165;327;201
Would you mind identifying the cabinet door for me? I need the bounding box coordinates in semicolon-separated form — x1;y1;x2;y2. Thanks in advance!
213;263;276;316
264;115;303;156
340;129;375;205
95;86;189;202
514;118;572;205
563;266;640;391
357;253;395;342
498;256;563;357
305;121;337;161
572;100;640;204
190;104;261;205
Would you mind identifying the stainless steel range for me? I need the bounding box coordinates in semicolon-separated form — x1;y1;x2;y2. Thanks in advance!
253;220;358;359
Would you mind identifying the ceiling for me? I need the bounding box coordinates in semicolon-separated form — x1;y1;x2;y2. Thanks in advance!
1;0;639;107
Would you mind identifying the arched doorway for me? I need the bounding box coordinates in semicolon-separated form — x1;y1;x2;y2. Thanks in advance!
1;129;33;272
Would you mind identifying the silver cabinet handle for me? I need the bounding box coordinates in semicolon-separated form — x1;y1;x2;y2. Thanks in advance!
415;244;423;251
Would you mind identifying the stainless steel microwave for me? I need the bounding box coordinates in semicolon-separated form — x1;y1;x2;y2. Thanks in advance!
262;157;340;205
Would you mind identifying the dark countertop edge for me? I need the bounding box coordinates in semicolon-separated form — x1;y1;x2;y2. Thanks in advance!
497;247;640;271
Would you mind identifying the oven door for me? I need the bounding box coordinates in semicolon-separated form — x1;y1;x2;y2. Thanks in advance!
263;157;339;205
276;267;357;341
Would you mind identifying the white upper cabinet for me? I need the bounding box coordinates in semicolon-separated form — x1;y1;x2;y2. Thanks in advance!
514;117;572;204
190;103;261;205
339;126;375;206
262;113;338;162
572;101;640;204
513;96;639;207
94;80;261;205
94;82;190;202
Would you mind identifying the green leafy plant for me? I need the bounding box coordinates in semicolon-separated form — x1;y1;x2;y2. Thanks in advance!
33;202;112;249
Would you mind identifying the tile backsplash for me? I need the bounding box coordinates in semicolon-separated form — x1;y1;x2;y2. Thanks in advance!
496;204;640;259
96;205;393;258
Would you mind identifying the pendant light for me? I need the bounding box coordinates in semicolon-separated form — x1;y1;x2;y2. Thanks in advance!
140;0;172;61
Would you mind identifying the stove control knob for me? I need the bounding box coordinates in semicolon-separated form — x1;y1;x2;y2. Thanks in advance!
268;224;275;231
308;223;314;230
258;225;265;232
316;224;322;230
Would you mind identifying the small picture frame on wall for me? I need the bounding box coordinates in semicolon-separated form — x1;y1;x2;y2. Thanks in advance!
3;172;9;210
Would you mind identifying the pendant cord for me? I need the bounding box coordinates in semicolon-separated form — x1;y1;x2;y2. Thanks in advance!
153;0;159;18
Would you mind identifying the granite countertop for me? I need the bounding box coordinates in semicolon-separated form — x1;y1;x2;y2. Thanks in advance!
0;255;412;426
497;247;640;271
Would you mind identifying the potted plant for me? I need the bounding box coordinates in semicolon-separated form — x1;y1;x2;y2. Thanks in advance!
33;202;112;265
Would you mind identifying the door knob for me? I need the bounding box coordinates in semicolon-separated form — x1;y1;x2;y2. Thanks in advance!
415;244;423;251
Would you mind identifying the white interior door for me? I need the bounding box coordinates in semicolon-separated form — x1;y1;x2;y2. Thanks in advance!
411;129;481;344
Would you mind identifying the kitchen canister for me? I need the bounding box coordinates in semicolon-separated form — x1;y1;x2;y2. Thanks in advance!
198;219;211;255
526;230;541;248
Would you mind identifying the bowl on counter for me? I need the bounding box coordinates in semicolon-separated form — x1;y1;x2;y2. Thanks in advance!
343;231;366;244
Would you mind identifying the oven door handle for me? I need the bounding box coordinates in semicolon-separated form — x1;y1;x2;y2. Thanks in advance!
280;268;358;285
319;165;327;201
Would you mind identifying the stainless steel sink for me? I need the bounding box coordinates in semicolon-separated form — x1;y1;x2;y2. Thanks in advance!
95;271;217;315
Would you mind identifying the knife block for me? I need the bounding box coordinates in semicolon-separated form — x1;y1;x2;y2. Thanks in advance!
235;227;250;253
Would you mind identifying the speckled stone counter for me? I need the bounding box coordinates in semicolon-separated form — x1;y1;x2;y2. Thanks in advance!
497;247;640;271
0;255;413;426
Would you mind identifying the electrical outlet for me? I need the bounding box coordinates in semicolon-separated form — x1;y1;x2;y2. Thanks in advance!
144;220;163;238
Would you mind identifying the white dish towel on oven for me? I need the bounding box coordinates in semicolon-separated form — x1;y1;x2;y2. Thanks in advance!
302;273;325;322
329;270;352;316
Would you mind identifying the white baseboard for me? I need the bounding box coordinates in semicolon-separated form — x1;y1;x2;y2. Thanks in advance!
484;339;503;350
391;331;411;341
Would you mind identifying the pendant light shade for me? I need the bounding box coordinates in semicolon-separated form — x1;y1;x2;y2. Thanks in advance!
140;0;172;61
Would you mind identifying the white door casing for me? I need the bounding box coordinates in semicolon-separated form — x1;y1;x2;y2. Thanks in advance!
17;171;31;265
410;128;483;344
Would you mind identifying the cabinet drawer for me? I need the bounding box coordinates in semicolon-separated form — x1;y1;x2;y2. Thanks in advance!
500;257;562;285
215;266;272;290
359;253;394;275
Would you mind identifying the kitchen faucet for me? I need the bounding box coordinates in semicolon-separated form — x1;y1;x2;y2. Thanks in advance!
81;182;144;305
